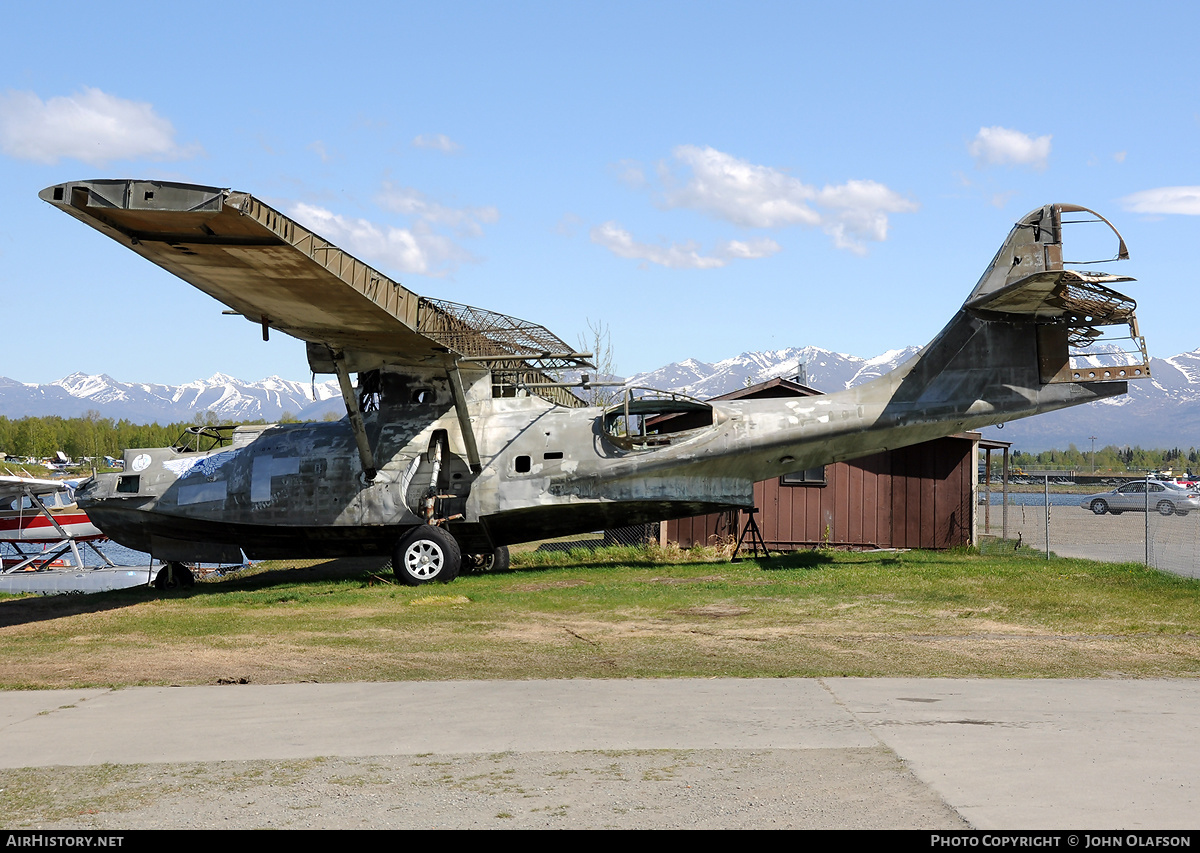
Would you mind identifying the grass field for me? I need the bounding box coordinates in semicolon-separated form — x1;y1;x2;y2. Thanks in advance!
1;545;1198;689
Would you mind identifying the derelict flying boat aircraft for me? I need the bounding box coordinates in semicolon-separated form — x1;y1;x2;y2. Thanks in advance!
40;180;1150;584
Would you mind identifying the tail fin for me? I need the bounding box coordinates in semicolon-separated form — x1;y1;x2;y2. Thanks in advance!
742;203;1154;474
860;203;1149;435
963;203;1149;386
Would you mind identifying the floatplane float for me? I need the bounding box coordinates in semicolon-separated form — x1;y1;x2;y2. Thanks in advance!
0;474;155;593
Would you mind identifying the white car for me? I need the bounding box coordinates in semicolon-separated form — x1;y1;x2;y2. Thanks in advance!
1080;481;1200;517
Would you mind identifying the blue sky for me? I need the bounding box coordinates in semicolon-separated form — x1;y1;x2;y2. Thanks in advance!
2;1;1198;385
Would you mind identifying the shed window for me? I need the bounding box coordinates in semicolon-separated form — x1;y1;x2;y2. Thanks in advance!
780;467;826;486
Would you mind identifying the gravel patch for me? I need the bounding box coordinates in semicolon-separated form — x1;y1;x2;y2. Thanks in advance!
5;748;967;830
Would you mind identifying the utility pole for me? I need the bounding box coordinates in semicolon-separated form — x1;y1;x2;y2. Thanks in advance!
1089;435;1098;473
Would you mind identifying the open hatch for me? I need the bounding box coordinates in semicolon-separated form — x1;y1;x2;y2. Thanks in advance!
171;425;238;453
602;388;715;451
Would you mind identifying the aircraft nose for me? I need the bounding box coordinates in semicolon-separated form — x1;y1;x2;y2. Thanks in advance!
73;475;107;506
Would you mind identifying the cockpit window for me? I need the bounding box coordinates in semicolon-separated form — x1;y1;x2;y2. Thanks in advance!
602;388;714;451
172;425;236;453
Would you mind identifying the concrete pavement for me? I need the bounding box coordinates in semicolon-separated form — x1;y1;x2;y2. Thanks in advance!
2;678;1197;828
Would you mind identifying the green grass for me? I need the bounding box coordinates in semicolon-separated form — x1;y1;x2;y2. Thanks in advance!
1;547;1199;688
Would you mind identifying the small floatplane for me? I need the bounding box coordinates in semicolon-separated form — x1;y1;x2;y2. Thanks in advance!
41;180;1151;584
0;474;161;594
0;474;107;572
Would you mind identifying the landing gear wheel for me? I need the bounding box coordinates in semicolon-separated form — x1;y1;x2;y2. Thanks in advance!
394;526;461;585
1091;500;1109;515
154;561;195;590
1158;501;1176;516
486;546;511;573
461;546;510;574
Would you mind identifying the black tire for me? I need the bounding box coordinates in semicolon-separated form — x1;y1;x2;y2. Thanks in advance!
1177;511;1189;517
1158;501;1176;517
485;546;510;573
1091;500;1109;515
394;526;461;585
154;562;195;590
461;546;510;574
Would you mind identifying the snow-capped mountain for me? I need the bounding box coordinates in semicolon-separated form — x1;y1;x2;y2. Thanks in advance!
3;343;1199;450
633;345;1200;450
0;372;341;423
626;345;920;399
974;350;1200;451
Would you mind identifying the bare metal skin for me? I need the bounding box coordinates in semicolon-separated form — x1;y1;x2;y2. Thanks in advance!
41;181;1149;583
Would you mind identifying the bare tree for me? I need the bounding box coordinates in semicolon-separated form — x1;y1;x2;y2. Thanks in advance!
577;318;624;407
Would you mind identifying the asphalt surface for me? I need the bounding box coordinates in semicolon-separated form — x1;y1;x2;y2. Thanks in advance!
2;678;1197;829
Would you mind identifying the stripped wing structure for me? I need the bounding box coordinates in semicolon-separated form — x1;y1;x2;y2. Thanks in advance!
39;180;587;406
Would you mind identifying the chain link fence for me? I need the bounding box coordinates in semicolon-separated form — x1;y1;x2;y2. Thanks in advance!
980;478;1200;578
526;525;660;553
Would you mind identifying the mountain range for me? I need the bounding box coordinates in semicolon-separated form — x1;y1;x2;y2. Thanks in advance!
4;344;1199;451
0;373;344;424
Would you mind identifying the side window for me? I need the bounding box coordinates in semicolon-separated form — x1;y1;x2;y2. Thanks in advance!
780;466;827;486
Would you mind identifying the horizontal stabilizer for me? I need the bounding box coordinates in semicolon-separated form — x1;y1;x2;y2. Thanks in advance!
966;269;1137;324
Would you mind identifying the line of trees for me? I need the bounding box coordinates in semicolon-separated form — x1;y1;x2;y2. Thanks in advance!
1008;444;1198;475
0;411;277;462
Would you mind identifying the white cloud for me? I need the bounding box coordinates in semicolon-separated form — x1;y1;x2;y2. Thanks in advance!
1120;186;1200;215
1113;151;1127;163
290;202;471;278
814;180;919;254
554;212;583;237
0;87;195;166
968;126;1051;170
412;133;461;153
716;238;782;260
376;182;498;237
989;190;1017;209
663;145;822;228
590;221;780;269
652;145;916;254
308;140;333;162
611;159;647;189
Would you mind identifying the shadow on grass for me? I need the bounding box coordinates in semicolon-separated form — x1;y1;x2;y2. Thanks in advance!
757;551;836;570
0;557;391;628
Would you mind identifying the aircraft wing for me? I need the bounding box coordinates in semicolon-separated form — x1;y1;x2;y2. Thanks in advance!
0;475;72;502
39;180;581;372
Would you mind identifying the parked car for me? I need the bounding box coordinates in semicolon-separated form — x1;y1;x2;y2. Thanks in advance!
1080;481;1200;517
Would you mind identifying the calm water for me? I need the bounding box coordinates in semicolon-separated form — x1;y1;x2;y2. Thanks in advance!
985;491;1092;507
83;540;153;567
3;539;155;568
